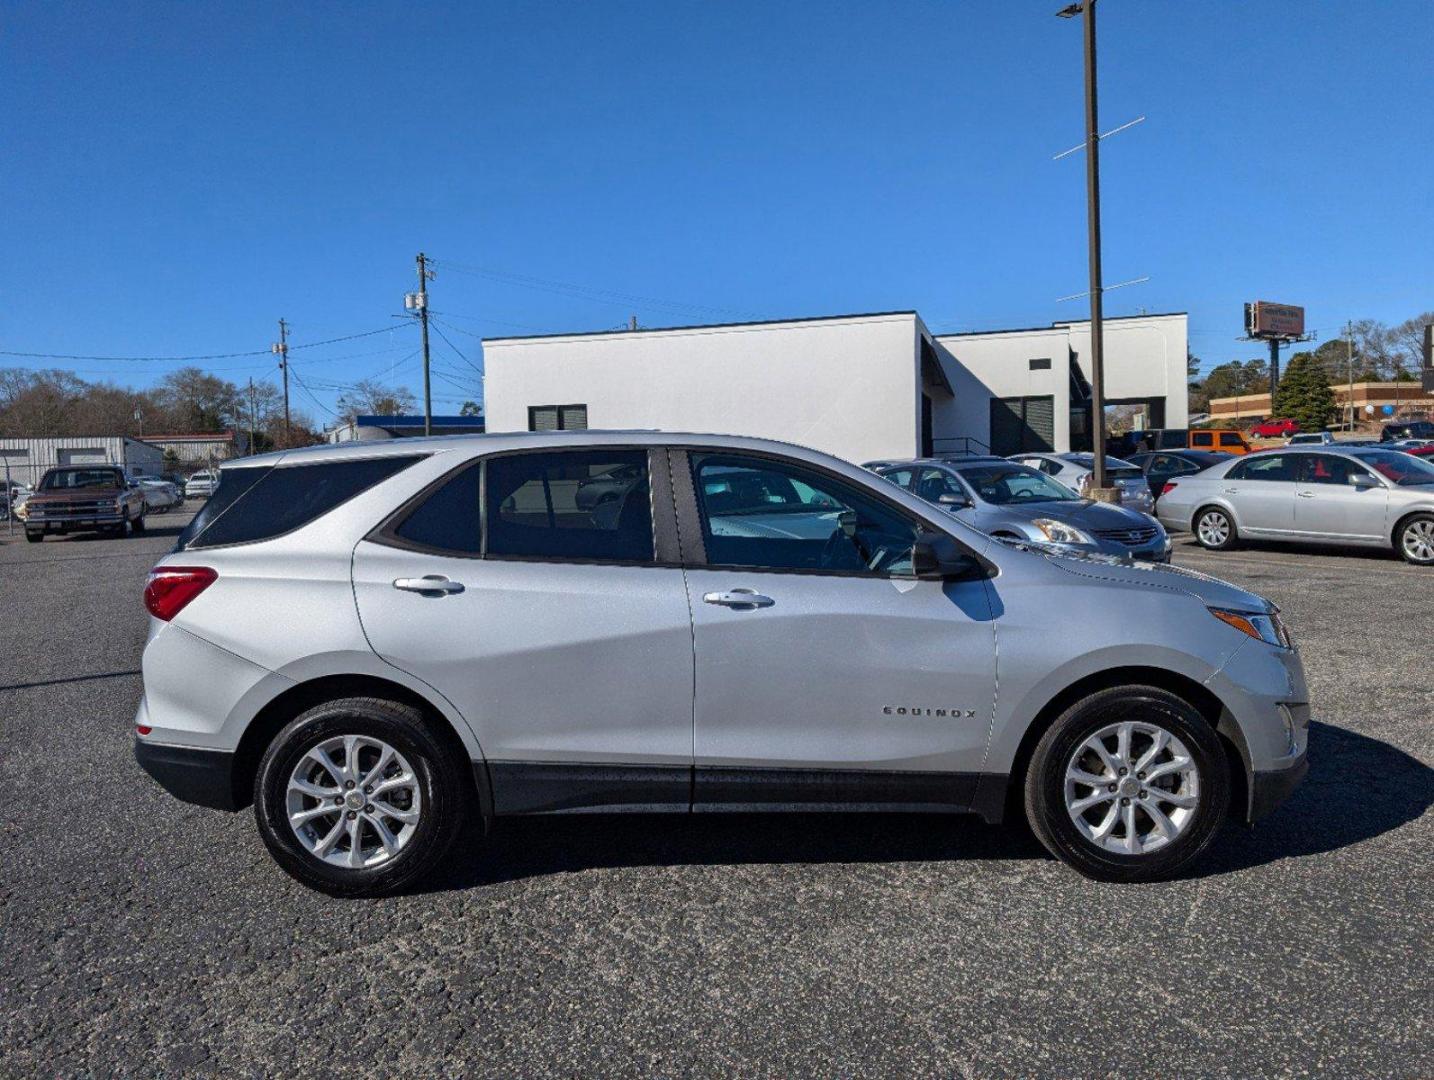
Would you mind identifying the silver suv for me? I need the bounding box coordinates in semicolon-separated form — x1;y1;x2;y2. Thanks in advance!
135;432;1309;895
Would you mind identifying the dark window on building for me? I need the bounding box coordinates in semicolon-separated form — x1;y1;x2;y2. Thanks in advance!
989;396;1055;455
1029;357;1052;371
528;404;589;432
690;453;919;576
184;456;422;549
485;450;652;562
392;463;482;554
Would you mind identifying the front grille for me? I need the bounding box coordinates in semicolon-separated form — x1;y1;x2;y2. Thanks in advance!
34;501;117;518
1093;525;1160;546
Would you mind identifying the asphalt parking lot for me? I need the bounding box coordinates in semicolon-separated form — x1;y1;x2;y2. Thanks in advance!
1;514;1430;1077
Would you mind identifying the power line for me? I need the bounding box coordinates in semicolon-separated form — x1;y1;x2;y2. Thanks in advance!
427;318;484;378
0;323;405;364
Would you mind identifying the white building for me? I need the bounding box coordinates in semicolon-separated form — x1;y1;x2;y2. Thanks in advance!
0;435;165;488
483;310;1188;463
139;430;248;469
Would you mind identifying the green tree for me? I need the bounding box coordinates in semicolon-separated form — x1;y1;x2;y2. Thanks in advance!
1271;352;1336;432
459;400;483;417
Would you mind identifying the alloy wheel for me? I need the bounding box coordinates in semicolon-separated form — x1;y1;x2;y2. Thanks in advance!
1401;519;1434;563
1063;720;1200;855
285;734;423;869
1197;510;1229;547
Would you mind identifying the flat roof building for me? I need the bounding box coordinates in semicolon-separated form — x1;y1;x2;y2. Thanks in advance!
0;435;164;488
483;310;1188;464
325;414;487;443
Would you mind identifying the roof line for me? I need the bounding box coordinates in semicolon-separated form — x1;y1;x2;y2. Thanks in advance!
484;310;920;343
937;312;1188;338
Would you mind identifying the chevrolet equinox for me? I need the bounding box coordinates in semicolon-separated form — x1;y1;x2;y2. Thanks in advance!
135;432;1309;895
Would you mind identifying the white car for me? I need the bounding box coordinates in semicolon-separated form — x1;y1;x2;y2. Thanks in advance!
138;478;183;513
184;471;218;500
1007;452;1157;516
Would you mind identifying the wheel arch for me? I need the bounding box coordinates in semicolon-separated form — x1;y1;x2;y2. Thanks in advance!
229;673;489;817
1390;507;1434;553
976;665;1248;826
1190;500;1238;535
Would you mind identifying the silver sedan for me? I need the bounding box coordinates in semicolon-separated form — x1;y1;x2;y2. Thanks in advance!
1155;446;1434;565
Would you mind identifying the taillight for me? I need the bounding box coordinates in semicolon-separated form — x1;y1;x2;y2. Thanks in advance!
1161;481;1178;496
144;566;217;621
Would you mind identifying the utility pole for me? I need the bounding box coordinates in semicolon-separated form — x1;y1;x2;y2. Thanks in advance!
247;378;258;454
273;319;290;446
1058;0;1113;497
415;253;434;436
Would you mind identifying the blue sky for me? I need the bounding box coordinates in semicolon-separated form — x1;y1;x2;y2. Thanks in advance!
3;1;1431;421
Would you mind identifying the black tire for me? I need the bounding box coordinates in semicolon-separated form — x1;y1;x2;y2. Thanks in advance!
254;696;468;897
1024;685;1230;883
131;512;146;534
1395;513;1434;566
1192;505;1237;551
24;530;42;543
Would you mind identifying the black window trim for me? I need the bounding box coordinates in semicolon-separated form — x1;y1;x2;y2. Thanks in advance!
368;445;680;567
185;453;427;551
673;446;991;581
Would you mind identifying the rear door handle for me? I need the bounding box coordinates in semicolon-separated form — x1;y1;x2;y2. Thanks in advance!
703;588;774;609
1296;491;1315;498
393;575;465;595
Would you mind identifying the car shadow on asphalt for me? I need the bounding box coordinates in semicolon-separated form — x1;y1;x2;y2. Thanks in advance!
1174;537;1406;565
420;721;1431;892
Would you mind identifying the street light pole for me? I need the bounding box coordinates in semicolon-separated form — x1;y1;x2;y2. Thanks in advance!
1059;0;1112;497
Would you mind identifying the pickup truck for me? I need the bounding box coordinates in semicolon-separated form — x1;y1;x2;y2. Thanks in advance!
21;465;147;543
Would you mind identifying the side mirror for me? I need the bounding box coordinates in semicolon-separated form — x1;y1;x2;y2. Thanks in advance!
1349;472;1378;489
936;491;970;509
911;531;983;581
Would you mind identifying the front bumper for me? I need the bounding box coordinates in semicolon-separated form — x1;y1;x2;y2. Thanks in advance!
134;738;240;811
1249;754;1309;821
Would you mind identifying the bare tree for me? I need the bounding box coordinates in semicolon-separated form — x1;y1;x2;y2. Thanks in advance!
335;379;416;423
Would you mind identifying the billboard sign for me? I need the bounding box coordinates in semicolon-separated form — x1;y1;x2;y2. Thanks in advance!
1244;301;1305;339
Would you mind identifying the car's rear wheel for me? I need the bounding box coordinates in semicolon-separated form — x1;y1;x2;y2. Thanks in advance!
131;512;146;534
1024;685;1230;882
1396;514;1434;565
25;530;42;543
1193;506;1237;550
254;697;467;897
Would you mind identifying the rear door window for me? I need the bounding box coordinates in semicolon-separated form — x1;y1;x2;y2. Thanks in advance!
183;456;422;549
388;463;482;554
484;450;653;563
1230;455;1291;482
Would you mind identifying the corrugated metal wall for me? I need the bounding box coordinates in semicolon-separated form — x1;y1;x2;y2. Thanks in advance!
0;437;165;487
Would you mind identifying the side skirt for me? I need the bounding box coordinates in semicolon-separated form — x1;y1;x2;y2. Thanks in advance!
485;761;999;817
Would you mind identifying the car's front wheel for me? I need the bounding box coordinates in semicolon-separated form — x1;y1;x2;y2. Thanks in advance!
1396;514;1434;565
254;697;467;897
1193;506;1237;551
1024;685;1230;882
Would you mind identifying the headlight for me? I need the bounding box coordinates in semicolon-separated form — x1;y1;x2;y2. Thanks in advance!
1032;518;1093;545
1209;607;1292;649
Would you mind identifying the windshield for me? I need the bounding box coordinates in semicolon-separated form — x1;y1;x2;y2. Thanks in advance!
955;463;1079;504
1063;454;1142;480
40;468;123;491
1354;451;1434;485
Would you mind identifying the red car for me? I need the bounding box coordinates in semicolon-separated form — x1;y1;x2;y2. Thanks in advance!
1250;418;1299;438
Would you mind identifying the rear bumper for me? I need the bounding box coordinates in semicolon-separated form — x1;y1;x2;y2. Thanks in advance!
1249;753;1309;822
134;738;240;811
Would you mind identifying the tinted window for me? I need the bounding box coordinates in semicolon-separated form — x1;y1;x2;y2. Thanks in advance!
484;450;652;562
1219;433;1246;447
186;456;421;549
1230;455;1291;482
391;463;481;554
175;466;270;549
1295;455;1365;486
691;454;919;575
882;468;915;490
917;468;968;502
1191;432;1213;448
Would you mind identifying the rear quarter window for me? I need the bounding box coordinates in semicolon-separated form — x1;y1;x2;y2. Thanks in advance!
182;455;422;550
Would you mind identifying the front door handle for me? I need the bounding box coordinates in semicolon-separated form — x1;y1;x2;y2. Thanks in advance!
1296;491;1315;498
393;575;465;595
703;588;774;609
